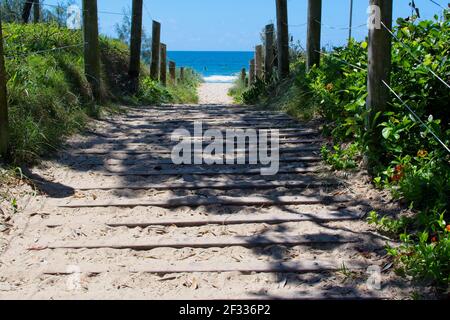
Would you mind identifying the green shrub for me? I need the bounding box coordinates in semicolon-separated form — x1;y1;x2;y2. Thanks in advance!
387;211;450;287
228;76;249;104
1;23;200;164
321;142;360;170
241;11;450;287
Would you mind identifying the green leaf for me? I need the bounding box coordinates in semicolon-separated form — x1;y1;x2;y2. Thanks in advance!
382;127;392;139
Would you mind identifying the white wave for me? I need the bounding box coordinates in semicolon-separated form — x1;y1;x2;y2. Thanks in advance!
203;75;237;83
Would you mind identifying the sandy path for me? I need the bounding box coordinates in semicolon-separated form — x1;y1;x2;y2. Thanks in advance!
198;83;234;105
0;104;427;300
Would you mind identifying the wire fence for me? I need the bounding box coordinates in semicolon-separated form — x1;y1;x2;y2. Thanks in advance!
1;0;448;153
5;42;86;59
380;21;450;89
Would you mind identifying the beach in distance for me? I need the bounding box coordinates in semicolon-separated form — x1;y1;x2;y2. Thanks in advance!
167;51;254;82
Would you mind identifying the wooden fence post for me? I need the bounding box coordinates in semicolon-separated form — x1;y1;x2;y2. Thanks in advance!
22;1;33;23
33;0;40;23
306;0;322;70
0;19;9;160
255;45;263;80
150;20;161;81
240;68;246;84
276;0;289;79
249;59;255;86
160;43;167;86
264;24;275;80
82;0;102;101
348;0;354;44
366;0;393;165
180;67;185;82
169;61;176;85
128;0;143;93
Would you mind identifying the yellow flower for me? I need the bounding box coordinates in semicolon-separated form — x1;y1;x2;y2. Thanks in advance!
326;83;334;92
417;149;428;158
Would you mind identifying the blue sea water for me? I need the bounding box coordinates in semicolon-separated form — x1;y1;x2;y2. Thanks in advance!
167;51;254;83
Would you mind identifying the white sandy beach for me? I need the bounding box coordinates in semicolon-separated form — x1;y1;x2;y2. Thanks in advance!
198;83;234;105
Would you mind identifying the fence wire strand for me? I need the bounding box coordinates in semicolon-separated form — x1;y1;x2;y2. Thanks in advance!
381;21;450;90
5;42;86;59
382;80;450;154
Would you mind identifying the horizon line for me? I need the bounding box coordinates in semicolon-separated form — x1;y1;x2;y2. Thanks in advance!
167;50;254;52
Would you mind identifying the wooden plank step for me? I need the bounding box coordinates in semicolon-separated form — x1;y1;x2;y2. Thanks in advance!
123;109;289;115
93;128;317;137
124;111;287;116
66;152;321;162
77;139;324;148
44;211;362;228
101;167;322;176
117;119;297;124
41;233;359;250
42;259;367;275
120;116;294;122
69;156;322;166
108;124;308;131
52;195;352;208
103;166;323;176
92;128;317;135
69;179;337;191
70;146;321;155
85;131;320;141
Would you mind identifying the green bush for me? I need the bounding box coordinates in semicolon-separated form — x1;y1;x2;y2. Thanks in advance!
167;68;201;104
239;11;450;287
1;23;200;164
228;76;249;104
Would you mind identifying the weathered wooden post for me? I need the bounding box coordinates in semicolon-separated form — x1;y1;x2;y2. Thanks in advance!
255;45;263;80
22;1;33;23
240;68;246;84
180;67;185;82
306;0;322;70
366;0;393;169
150;20;161;81
33;0;40;23
264;24;275;80
276;0;289;79
169;61;176;85
82;0;102;101
249;59;255;86
160;43;167;86
0;19;9;160
348;0;354;44
128;0;143;93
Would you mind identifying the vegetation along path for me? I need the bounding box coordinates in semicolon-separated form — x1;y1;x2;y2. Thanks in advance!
0;93;429;299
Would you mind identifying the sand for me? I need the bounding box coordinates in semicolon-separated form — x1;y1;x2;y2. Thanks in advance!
198;83;234;105
0;101;433;300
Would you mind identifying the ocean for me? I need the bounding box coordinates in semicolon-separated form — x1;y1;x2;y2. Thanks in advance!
167;51;254;83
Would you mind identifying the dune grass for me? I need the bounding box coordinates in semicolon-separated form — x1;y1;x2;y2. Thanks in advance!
1;23;199;164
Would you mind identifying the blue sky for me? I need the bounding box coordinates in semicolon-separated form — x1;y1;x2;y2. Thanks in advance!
45;0;447;51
